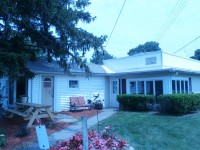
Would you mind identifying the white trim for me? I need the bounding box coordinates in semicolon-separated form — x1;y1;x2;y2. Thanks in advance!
153;81;156;95
171;78;189;94
68;80;79;89
110;78;119;108
127;77;165;95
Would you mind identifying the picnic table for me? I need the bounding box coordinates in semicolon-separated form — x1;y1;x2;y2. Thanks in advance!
5;102;54;127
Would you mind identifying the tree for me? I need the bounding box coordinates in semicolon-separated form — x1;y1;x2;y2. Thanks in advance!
90;50;115;65
0;0;106;79
191;49;200;60
127;41;162;56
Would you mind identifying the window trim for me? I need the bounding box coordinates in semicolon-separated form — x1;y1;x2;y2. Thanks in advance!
171;78;189;94
127;78;163;95
145;57;157;65
69;80;79;89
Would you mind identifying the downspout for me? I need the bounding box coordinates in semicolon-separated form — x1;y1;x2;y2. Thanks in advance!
161;50;163;68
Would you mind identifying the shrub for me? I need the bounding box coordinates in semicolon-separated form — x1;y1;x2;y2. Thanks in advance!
0;128;6;147
117;94;155;111
50;127;127;150
15;125;30;137
158;94;200;114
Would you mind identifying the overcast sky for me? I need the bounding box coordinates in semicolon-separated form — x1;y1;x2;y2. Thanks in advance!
80;0;200;59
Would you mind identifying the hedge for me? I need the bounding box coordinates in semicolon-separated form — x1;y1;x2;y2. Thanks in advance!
117;94;200;114
158;94;200;114
117;94;155;111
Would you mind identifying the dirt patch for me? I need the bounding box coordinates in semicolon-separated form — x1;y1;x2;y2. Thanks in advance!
0;109;99;150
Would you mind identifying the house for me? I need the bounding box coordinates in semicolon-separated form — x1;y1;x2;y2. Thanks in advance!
3;51;200;111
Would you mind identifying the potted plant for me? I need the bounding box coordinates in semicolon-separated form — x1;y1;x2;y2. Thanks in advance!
20;95;29;103
94;100;103;110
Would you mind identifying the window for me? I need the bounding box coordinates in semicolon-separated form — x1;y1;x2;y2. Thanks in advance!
185;81;188;93
172;80;176;94
69;80;79;88
145;57;157;65
112;81;118;93
177;80;180;93
146;81;153;94
155;80;163;95
43;77;52;88
189;77;192;93
181;80;184;93
138;81;144;94
130;81;136;94
171;79;189;94
129;80;163;95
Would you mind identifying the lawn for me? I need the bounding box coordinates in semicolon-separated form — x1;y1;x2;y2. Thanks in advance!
91;111;200;150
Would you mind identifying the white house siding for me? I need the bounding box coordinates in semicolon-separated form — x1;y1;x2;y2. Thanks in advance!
28;75;41;104
53;75;106;112
190;75;200;93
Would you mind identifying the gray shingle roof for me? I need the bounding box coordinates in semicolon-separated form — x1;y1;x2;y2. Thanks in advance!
27;59;107;75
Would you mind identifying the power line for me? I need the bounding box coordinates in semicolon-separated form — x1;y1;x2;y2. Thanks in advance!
154;0;188;41
155;0;189;41
105;0;127;48
154;0;181;41
173;35;200;54
154;0;189;42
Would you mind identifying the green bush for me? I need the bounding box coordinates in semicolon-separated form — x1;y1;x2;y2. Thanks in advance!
117;94;155;111
158;94;200;114
0;128;6;147
16;125;30;137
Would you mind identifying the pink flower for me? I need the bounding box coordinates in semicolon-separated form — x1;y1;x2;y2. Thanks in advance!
50;129;127;150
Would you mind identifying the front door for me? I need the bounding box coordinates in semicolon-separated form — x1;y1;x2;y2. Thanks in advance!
110;79;119;108
41;76;54;109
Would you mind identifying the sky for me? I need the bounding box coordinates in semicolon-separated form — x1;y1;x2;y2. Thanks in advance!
80;0;200;59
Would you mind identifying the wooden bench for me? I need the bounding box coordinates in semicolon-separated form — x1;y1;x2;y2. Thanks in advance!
69;96;91;111
5;109;29;118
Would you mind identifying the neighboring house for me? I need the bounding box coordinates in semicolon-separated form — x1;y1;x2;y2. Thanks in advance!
3;51;200;111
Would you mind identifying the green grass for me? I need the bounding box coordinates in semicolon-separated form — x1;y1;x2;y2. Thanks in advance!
91;111;200;150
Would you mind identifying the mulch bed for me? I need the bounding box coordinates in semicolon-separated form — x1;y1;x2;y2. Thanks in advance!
0;109;99;150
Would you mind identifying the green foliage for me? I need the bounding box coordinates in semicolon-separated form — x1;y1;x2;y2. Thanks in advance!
127;41;161;56
191;49;200;60
90;50;115;65
0;128;6;147
15;125;30;137
0;0;106;79
50;128;127;149
158;94;200;114
96;111;200;150
117;94;155;111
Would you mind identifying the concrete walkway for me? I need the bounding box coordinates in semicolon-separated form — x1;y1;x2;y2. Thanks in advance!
18;108;117;150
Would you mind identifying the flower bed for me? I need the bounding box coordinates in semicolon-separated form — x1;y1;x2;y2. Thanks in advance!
50;127;127;150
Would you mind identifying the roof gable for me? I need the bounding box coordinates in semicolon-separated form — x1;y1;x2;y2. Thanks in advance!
103;51;200;74
103;51;163;73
